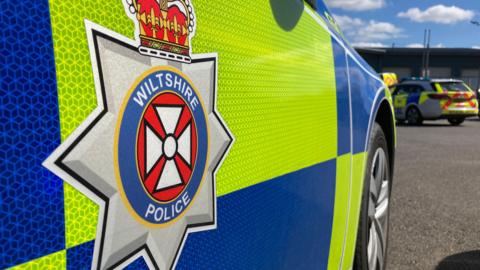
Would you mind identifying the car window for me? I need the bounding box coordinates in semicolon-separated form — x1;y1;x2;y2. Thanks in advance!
412;85;424;94
395;85;408;95
396;85;418;95
437;82;472;92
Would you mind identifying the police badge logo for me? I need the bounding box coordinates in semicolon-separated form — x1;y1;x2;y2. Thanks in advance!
116;67;209;226
44;0;233;269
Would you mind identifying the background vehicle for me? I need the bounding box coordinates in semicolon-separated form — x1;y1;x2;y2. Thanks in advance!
392;79;479;126
380;73;399;89
1;0;395;269
478;89;480;119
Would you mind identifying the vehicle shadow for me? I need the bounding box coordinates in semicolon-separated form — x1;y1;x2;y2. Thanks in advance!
396;123;455;128
436;250;480;270
269;0;303;31
466;118;480;122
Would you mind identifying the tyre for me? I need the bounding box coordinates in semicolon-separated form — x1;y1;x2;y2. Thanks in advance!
354;123;392;270
405;107;422;125
448;118;465;126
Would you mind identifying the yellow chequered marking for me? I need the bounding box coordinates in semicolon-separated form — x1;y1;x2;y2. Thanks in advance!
419;92;430;105
328;154;351;270
64;184;98;248
49;0;134;141
9;250;66;270
342;152;367;270
49;0;135;249
193;1;337;195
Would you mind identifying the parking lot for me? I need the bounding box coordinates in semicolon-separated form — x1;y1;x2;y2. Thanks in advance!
387;118;480;270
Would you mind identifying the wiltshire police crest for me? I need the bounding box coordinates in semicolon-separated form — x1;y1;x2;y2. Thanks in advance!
44;0;233;269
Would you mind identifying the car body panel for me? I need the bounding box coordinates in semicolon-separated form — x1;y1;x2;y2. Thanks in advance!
1;0;394;269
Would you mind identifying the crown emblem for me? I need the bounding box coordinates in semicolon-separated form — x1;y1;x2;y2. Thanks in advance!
126;0;195;63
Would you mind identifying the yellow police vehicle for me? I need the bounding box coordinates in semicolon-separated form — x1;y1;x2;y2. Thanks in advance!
1;0;395;269
380;73;399;89
393;78;479;125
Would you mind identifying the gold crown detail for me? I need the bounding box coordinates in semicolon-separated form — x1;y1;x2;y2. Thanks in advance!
126;0;195;63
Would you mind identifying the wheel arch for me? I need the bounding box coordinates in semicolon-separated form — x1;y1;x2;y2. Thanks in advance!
374;99;396;179
405;103;422;118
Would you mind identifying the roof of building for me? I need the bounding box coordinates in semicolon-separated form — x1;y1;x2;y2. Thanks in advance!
400;78;463;83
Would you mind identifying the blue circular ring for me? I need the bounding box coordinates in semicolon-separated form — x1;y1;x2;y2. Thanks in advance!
117;69;208;225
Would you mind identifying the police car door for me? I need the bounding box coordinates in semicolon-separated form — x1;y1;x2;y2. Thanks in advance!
0;0;353;269
393;85;410;119
167;2;352;268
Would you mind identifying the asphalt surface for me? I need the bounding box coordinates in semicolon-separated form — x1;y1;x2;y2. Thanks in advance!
387;118;480;270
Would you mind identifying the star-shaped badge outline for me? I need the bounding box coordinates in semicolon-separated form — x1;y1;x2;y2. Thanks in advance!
43;20;233;270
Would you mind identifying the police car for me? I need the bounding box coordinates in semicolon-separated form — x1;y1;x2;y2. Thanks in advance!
380;73;399;89
392;78;479;125
477;88;480;119
1;0;395;269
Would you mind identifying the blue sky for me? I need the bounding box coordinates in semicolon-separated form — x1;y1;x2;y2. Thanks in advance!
324;0;480;48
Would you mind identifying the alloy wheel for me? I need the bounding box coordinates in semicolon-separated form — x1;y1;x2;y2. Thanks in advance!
406;108;420;125
367;147;390;270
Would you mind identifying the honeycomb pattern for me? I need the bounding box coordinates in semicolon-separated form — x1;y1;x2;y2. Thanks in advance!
64;184;98;248
44;0;340;268
123;256;149;270
0;0;65;268
192;0;337;195
49;0;338;199
48;0;135;253
10;250;66;270
66;240;94;270
49;0;134;141
177;160;336;269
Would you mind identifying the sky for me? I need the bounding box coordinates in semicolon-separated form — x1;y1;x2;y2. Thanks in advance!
323;0;480;48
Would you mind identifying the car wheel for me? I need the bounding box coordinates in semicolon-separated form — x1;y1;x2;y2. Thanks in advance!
354;123;392;270
406;107;422;125
448;118;465;126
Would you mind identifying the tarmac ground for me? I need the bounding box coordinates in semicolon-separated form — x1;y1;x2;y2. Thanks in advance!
387;118;480;270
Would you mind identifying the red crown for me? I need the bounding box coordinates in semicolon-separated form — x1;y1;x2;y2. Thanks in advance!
126;0;195;63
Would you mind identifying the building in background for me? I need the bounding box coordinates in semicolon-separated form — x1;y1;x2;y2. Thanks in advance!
356;47;480;90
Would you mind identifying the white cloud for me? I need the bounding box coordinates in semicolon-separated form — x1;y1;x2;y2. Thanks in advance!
333;14;364;31
334;14;404;44
325;0;385;11
352;42;387;47
406;43;424;48
398;5;475;24
358;21;404;40
405;43;445;48
473;46;480;49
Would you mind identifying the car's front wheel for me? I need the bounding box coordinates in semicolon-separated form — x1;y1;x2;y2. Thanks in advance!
354;123;392;270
